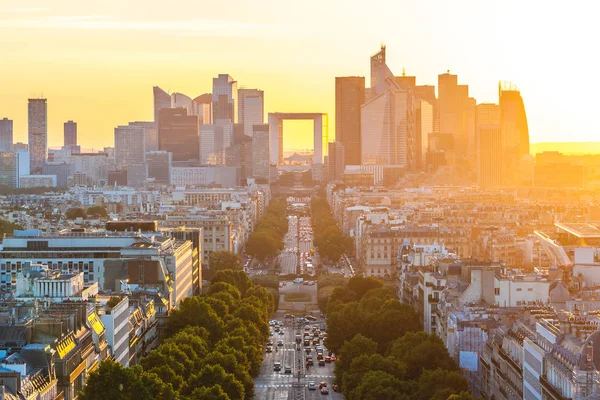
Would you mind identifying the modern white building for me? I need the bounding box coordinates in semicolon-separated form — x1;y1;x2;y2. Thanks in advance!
98;296;130;366
19;174;57;188
212;74;238;122
252;124;270;181
0;118;13;152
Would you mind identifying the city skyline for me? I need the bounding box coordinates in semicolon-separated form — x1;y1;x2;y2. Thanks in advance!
1;0;597;151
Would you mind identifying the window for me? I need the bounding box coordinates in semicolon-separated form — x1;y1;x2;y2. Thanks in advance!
528;288;533;292
494;288;500;295
516;288;522;292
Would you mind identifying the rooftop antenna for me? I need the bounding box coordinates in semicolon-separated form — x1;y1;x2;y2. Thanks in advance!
402;67;406;77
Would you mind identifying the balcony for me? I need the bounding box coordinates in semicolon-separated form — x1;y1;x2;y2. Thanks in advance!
428;294;440;303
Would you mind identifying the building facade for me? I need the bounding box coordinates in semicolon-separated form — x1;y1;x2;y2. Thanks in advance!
335;77;365;166
28;98;47;173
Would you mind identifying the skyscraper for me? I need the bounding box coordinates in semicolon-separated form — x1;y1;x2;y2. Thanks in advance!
193;94;213;125
238;88;264;137
438;72;470;164
361;47;413;168
476;103;501;189
146;151;172;185
335;77;365;165
415;99;434;171
212;74;237;122
114;124;146;167
328;141;345;181
64;120;77;148
369;45;386;98
158;108;200;162
0;118;13;152
129;121;158;152
28;98;47;173
171;93;193;115
252;124;270;182
199;124;216;165
153;86;171;127
499;81;530;186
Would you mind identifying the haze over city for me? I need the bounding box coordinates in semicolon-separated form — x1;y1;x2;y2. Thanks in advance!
3;2;600;400
1;0;598;150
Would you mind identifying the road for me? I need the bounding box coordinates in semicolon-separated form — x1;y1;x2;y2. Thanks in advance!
254;282;343;400
280;215;299;275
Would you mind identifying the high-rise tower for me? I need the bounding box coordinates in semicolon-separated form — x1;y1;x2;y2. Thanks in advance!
0;118;13;152
238;88;264;137
212;74;238;123
335;77;365;165
476;103;501;189
28;98;47;173
153;86;171;128
499;81;530;186
64;120;77;148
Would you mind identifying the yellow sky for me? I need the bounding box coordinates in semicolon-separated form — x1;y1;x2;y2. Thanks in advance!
0;0;597;151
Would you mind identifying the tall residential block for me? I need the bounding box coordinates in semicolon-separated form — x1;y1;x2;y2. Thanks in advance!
0;118;13;152
158;108;200;162
64;120;77;148
238;88;264;137
146;151;172;185
335;77;365;165
438;73;471;163
499;81;530;186
252;124;270;182
477;103;501;189
129;121;158;152
28;98;47;173
328;141;345;181
114;124;146;167
212;74;237;122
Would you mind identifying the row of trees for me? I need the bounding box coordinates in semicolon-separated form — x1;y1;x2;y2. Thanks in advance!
65;206;108;219
245;197;287;261
80;269;275;400
311;197;352;262
0;219;23;239
325;276;473;400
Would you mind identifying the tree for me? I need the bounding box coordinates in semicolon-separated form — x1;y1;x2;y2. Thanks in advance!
334;334;378;382
347;370;411;400
86;205;108;218
183;364;245;400
447;392;477;400
212;269;252;296
164;296;225;341
342;354;406;395
65;207;86;219
0;219;23;238
208;251;242;278
347;275;384;300
79;360;176;400
186;385;231;400
245;230;281;261
387;332;458;380
414;369;470;400
107;296;123;308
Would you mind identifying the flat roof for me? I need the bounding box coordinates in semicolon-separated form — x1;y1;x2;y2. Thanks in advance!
555;223;600;238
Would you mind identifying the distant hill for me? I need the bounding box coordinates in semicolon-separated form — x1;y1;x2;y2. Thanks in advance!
531;142;600;155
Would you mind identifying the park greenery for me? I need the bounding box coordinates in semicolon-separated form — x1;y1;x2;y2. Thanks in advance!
207;251;243;280
325;275;474;400
64;206;109;220
80;269;275;400
0;185;65;195
245;197;286;261
0;219;23;239
311;197;353;262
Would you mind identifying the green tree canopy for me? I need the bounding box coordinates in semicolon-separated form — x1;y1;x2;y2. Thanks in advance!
65;207;86;219
79;360;176;400
86;205;108;218
208;251;242;278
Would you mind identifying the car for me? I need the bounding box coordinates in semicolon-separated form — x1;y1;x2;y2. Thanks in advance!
319;382;327;389
282;281;287;286
305;315;318;322
266;346;273;353
279;331;285;336
318;359;325;366
332;384;339;392
304;325;310;331
305;347;312;353
274;362;281;371
325;356;332;363
284;366;292;374
267;340;273;346
277;341;283;346
320;387;329;394
308;381;316;390
285;313;294;318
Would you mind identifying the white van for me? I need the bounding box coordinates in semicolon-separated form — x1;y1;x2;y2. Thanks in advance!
293;277;304;284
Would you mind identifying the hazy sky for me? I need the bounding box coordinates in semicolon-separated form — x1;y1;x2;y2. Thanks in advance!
0;0;597;151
